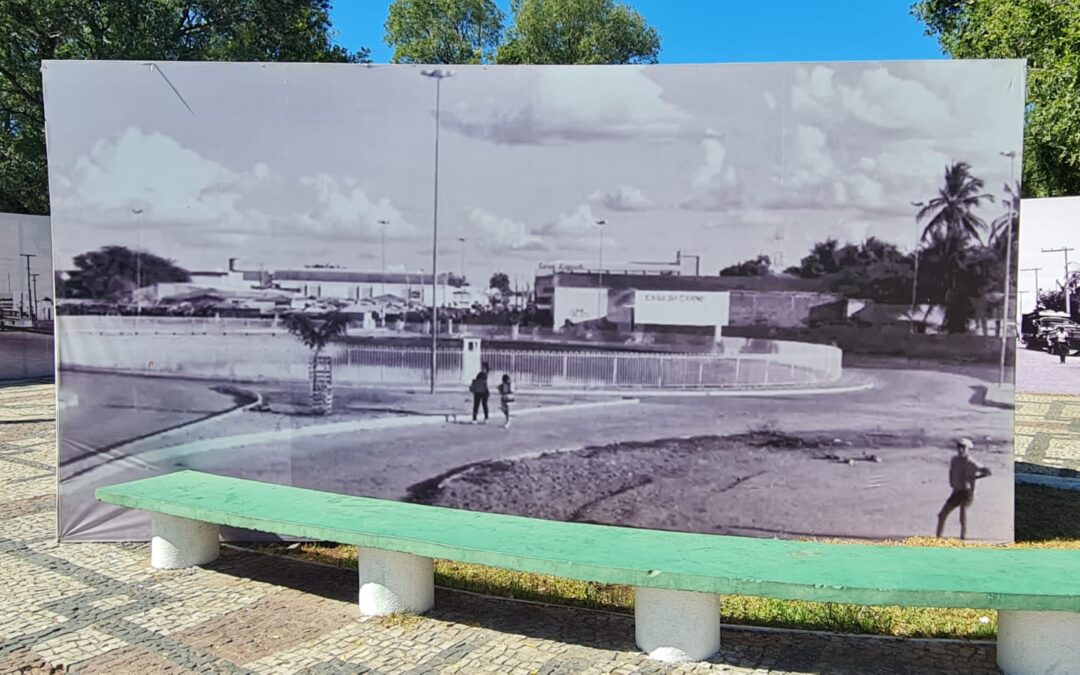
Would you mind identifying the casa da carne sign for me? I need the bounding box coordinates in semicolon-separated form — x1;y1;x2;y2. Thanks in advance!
634;291;730;327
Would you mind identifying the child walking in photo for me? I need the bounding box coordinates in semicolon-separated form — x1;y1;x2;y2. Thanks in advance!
498;373;514;429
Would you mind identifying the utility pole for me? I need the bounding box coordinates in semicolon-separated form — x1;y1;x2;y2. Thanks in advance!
1022;267;1042;309
1042;246;1076;318
595;219;606;318
998;150;1016;387
19;253;35;321
29;273;39;322
378;219;389;297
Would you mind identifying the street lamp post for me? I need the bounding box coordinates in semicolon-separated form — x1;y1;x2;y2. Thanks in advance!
132;208;144;316
595;219;606;318
377;219;389;297
1041;248;1076;318
910;201;926;334
421;68;453;394
999;151;1017;386
458;237;466;282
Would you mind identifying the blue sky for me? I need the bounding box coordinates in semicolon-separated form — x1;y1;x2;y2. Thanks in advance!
330;1;944;64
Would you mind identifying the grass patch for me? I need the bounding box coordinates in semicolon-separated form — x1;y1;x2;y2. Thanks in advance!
258;484;1079;640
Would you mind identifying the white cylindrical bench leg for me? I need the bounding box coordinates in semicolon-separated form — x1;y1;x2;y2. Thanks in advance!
150;514;219;569
357;548;434;616
635;586;721;664
997;610;1080;675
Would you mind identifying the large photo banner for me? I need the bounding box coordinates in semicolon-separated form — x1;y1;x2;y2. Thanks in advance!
1016;196;1080;397
0;212;53;381
43;60;1024;543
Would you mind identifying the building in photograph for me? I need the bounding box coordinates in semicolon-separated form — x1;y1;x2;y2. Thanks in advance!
536;260;835;333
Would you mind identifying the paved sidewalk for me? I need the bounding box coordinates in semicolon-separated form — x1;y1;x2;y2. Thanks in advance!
0;383;1028;673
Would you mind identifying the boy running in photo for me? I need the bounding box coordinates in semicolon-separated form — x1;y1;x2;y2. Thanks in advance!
935;438;991;540
498;373;514;429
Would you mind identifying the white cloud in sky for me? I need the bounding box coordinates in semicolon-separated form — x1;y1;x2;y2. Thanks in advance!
533;203;610;250
588;184;653;211
59;127;262;232
298;173;414;239
445;67;688;144
466;208;544;251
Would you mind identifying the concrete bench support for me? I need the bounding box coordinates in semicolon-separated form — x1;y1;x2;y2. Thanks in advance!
634;586;721;664
997;610;1080;675
150;513;220;569
357;548;434;616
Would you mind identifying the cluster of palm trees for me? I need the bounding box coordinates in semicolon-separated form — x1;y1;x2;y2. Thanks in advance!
913;161;1017;334
785;161;1017;335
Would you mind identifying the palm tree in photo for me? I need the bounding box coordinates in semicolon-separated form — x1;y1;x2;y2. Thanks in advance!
915;162;995;333
284;311;348;415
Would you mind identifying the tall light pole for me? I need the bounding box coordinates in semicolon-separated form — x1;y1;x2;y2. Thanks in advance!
595;219;606;318
19;253;35;321
458;237;467;282
29;274;39;322
910;201;926;333
132;208;144;316
998;151;1016;387
377;219;389;297
1042;246;1075;318
421;68;453;394
1022;267;1042;310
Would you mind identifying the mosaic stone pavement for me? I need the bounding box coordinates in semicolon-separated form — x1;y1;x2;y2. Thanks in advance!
10;382;1080;674
1015;391;1080;478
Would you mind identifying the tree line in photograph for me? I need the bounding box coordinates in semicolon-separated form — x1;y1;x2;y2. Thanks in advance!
723;161;1020;334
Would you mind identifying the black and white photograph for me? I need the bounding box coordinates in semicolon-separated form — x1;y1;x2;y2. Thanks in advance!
0;212;54;381
43;59;1024;543
1016;196;1080;396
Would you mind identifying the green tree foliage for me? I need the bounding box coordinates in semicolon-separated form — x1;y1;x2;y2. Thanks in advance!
61;246;191;300
496;0;660;64
385;0;504;64
0;0;369;216
719;255;772;277
913;0;1080;197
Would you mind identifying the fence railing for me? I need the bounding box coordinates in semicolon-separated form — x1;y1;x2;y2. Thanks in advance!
330;341;841;389
58;323;842;390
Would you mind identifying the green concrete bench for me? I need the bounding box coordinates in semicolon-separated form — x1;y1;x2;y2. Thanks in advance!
97;470;1080;673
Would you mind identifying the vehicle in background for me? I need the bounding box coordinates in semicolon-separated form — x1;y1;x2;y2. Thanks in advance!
1021;309;1080;354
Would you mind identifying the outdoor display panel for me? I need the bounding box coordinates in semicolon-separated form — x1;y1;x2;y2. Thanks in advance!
42;60;1024;543
1015;196;1080;397
0;212;54;381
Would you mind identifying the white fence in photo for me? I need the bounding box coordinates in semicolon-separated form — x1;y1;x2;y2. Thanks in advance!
58;317;842;390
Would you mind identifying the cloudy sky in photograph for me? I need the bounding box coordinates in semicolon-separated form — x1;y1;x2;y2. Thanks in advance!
42;59;1024;284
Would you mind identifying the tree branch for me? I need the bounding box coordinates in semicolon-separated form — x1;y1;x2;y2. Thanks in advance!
0;64;42;106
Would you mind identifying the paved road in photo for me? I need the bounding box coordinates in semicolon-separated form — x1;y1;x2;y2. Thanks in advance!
1016;343;1080;395
56;363;1013;543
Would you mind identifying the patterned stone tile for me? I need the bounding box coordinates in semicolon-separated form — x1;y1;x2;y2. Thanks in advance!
175;585;355;664
0;510;55;540
70;644;198;674
32;626;126;668
124;582;272;636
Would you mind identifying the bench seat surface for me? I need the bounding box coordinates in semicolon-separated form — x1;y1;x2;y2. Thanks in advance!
97;470;1080;611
